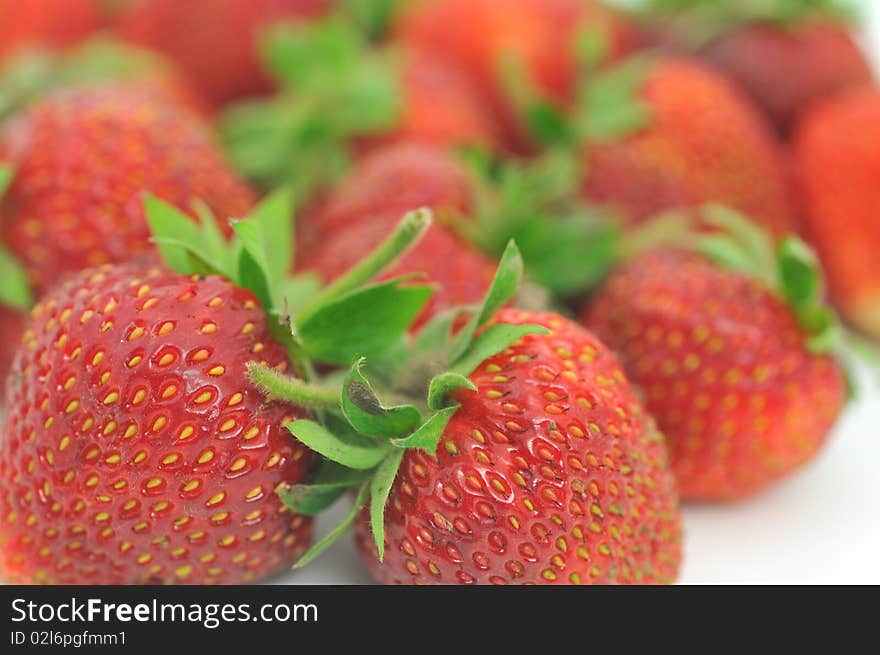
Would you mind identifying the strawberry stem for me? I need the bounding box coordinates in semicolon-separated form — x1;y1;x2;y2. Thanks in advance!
297;207;432;323
247;362;341;409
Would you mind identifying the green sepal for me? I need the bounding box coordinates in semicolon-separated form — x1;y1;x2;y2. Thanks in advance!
144;195;227;277
390;405;458;451
341;359;423;438
293;484;369;569
369;448;405;561
575;56;651;144
0;243;33;310
427;372;476;411
286;419;390;470
342;0;401;41
297;278;434;365
452;324;550;377
448;241;525;362
277;463;371;515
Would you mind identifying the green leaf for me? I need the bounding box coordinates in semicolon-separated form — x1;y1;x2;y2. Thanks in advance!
191;201;234;278
280;273;324;317
341;359;423;438
0;165;12;197
526;102;574;146
297;278;433;365
452;324;550;377
144;195;225;276
278;464;370;515
427;372;476;411
390;405;458;452
247;188;295;280
232;222;275;311
0;243;32;309
412;308;464;359
369;448;405;561
777;236;821;310
448;241;525;362
293;484;368;569
287;419;390;470
576;57;651;144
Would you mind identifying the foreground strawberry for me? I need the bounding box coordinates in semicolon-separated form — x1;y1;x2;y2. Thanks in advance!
583;208;847;500
0;0;102;60
640;0;873;134
120;0;330;106
578;57;798;235
794;85;880;340
0;192;436;584
0;83;255;296
396;0;642;151
253;244;683;584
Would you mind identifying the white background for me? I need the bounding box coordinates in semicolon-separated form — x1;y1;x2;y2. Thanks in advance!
277;2;880;585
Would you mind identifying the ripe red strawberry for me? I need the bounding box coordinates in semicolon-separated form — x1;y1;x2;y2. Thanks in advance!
308;142;475;239
0;308;25;389
120;0;330;105
0;0;102;60
0;83;255;296
701;22;872;134
582;226;847;500
357;49;502;154
793;85;880;339
0;263;313;584
298;209;495;330
581;57;799;236
352;308;681;584
396;0;643;150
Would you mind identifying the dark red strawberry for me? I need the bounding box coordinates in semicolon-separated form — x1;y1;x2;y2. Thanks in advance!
0;263;313;584
120;0;330;105
396;0;644;151
0;83;255;296
0;0;102;60
582;214;847;500
580;57;799;236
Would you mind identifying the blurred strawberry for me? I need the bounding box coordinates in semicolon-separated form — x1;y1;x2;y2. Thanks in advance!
578;57;798;236
120;0;330;105
0;0;102;60
396;0;644;151
794;85;880;339
0;84;255;296
639;0;872;134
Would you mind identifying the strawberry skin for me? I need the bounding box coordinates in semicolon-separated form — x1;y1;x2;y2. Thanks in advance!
701;22;872;134
397;0;642;151
120;0;329;106
311;142;474;239
0;308;26;394
583;250;846;501
583;58;798;236
0;263;313;584
0;0;101;60
0;84;255;296
355;309;682;584
794;85;880;339
298;209;496;330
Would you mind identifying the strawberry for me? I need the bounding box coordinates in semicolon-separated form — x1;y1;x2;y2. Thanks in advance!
579;57;799;236
253;244;682;585
0;83;255;296
793;85;880;339
306;142;475;240
582;208;847;500
0;263;312;584
298;209;496;330
0;308;26;391
639;1;873;134
0;188;439;584
0;0;102;60
396;0;643;151
120;0;330;106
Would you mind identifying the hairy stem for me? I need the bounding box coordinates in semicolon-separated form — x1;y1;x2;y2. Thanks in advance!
248;362;341;409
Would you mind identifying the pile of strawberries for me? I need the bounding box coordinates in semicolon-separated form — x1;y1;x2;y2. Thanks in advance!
0;0;876;586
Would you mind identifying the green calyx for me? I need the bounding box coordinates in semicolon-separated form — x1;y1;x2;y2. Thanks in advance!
459;148;623;299
693;204;844;355
638;0;858;47
249;242;549;565
0;165;33;311
145;190;433;380
221;15;402;196
0;38;188;120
